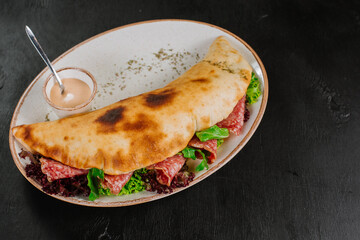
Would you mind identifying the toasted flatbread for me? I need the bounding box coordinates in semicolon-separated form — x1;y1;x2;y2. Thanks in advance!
12;36;252;175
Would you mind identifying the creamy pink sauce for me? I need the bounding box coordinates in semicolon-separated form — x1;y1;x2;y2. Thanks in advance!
50;78;91;108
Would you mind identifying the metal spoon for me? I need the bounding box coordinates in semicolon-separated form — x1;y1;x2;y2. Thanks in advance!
25;26;65;94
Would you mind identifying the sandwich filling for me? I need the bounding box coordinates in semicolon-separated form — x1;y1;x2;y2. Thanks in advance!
21;71;261;200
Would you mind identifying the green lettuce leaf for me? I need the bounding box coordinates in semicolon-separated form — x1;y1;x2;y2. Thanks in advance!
99;168;148;196
87;168;104;201
246;72;262;104
195;125;229;142
181;147;196;160
119;168;147;195
180;147;209;171
98;186;112;196
195;150;209;171
217;139;224;148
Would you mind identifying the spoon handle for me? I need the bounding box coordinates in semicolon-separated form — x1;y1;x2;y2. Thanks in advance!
25;26;65;94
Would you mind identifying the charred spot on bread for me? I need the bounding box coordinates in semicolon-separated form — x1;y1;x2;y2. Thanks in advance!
239;69;251;81
201;87;209;92
47;146;61;158
186;123;194;132
95;106;126;133
21;125;33;141
108;132;165;172
201;116;210;125
191;78;209;83
96;106;126;125
144;88;176;108
39;145;67;164
122;114;158;131
110;151;122;169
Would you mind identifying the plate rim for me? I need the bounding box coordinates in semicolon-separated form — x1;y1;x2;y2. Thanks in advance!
9;19;269;207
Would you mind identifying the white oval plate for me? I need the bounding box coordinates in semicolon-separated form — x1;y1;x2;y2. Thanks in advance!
9;20;268;207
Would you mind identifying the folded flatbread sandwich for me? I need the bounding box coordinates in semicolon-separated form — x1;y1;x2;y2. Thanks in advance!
13;36;257;197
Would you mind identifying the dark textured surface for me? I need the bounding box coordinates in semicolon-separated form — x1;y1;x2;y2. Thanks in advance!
1;0;360;239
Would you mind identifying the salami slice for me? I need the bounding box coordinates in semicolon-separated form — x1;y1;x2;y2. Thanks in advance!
40;157;88;182
217;96;246;135
188;136;218;164
102;172;133;195
147;155;186;186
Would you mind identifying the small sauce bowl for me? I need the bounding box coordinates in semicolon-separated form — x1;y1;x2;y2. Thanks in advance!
43;67;97;118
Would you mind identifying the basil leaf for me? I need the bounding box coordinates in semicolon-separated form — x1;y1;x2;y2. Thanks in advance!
181;147;196;160
246;72;262;104
87;168;104;201
195;150;209;171
196;125;229;142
